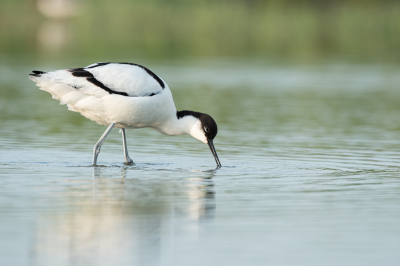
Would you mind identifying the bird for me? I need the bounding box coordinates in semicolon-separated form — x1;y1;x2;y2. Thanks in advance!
29;62;221;167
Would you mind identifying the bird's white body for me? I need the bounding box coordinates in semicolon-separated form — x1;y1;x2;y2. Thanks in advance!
29;62;221;166
30;63;204;141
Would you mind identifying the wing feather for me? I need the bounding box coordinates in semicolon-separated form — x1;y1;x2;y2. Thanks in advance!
84;62;165;97
30;62;166;99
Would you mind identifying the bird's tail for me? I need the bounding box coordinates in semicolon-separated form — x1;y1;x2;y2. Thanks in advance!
29;70;47;77
28;69;106;124
28;70;74;102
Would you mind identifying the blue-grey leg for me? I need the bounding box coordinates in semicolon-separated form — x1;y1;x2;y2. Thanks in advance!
92;123;115;166
121;128;134;164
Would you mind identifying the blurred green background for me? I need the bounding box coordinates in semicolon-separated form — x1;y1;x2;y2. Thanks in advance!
2;3;400;265
1;0;399;63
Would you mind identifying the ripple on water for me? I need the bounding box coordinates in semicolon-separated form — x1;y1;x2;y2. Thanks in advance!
1;61;400;265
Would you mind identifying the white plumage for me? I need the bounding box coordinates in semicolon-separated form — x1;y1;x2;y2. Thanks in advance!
29;62;221;167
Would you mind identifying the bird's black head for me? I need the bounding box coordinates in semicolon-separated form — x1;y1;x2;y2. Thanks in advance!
177;110;218;142
176;110;221;168
199;113;218;141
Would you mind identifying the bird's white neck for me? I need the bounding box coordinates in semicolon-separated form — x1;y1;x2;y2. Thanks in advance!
154;114;207;143
156;114;198;135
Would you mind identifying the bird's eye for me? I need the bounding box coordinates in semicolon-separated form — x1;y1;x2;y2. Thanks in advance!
204;127;209;132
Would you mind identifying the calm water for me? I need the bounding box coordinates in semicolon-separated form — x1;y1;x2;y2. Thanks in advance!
1;57;400;266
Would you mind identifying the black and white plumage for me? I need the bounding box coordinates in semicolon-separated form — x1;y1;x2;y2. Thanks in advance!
29;62;221;167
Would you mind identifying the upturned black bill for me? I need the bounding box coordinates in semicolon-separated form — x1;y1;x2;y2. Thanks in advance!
208;140;221;168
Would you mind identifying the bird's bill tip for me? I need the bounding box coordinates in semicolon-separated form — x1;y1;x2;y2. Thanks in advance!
208;140;221;168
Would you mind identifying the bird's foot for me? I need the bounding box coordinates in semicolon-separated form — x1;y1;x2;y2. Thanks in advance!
124;157;134;165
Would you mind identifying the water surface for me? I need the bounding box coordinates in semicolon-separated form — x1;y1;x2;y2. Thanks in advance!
1;58;400;266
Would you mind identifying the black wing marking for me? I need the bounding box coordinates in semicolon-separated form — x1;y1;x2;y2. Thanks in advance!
86;62;111;69
30;64;161;97
86;62;165;89
29;70;46;77
69;68;129;96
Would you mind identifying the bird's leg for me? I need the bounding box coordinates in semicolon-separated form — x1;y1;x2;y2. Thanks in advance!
92;123;115;166
121;128;134;164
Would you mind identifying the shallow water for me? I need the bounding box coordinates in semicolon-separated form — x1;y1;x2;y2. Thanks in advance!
1;58;400;266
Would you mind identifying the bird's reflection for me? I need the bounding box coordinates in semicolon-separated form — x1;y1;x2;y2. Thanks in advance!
31;167;216;265
173;171;216;238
